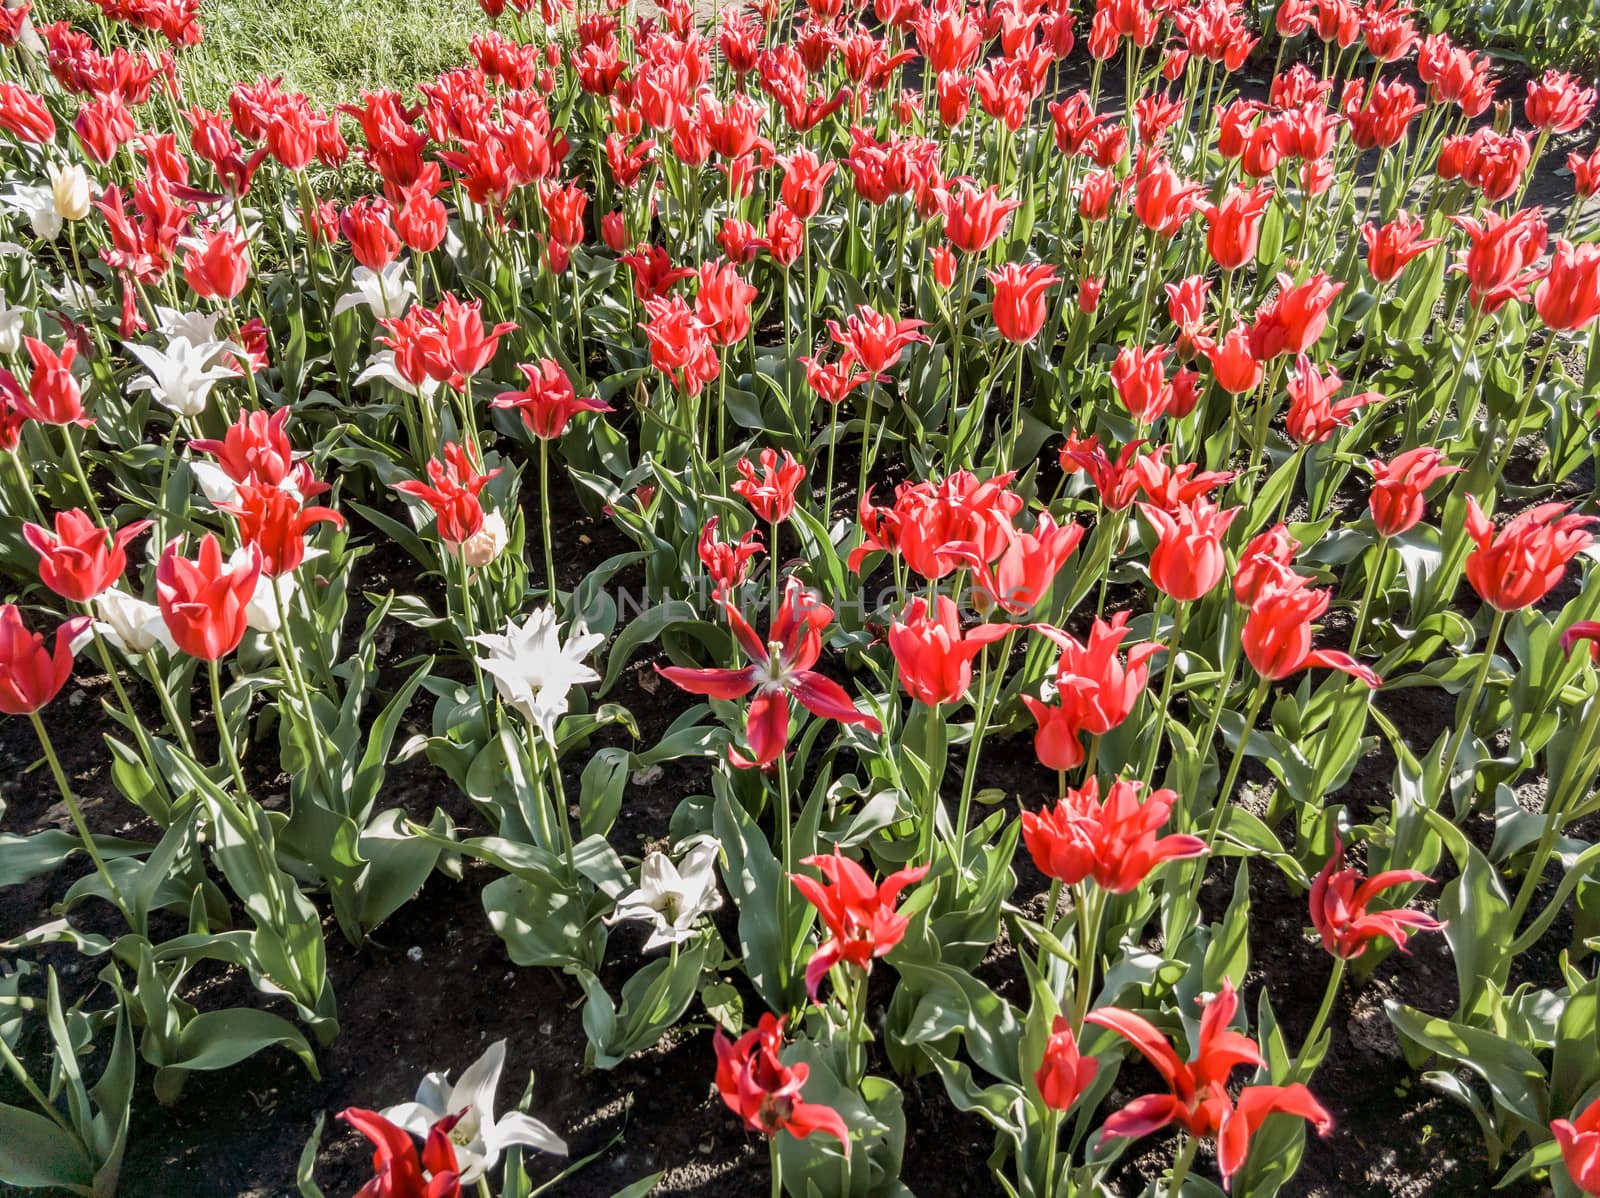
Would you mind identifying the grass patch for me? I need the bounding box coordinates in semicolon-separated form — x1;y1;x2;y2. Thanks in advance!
179;0;485;108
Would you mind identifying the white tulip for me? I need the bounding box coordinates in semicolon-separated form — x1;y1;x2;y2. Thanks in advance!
356;348;440;401
333;261;416;318
0;294;24;355
48;164;91;222
456;510;508;568
471;609;603;740
381;1039;565;1184
124;336;239;418
91;589;176;657
606;837;724;951
3;184;62;242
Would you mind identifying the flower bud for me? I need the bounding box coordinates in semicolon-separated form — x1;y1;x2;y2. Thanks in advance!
457;510;507;568
49;163;91;222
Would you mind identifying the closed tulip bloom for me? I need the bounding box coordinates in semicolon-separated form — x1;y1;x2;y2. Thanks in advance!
1133;153;1205;237
49;164;92;222
1361;211;1443;284
697;517;763;599
713;1015;850;1151
1310;839;1444;959
942;180;1020;255
1111;344;1185;424
888;593;1015;706
221;484;343;577
1535;239;1600;332
155;534;263;660
1242;564;1381;686
540;181;588;249
18;337;90;427
492;359;612;439
1203;325;1264;394
1035;1017;1098;1112
733;448;806;525
1464;498;1597;612
0;83;55;143
777;147;837;220
640;294;720;395
791;851;928;998
23;510;153;603
694;260;758;347
1139;497;1239;602
1087;982;1333;1189
1200;183;1273;271
1021;777;1205;892
988;262;1058;344
1570;147;1600;199
0;606;91;715
1368;447;1460;538
433;294;516;386
340;198;401;272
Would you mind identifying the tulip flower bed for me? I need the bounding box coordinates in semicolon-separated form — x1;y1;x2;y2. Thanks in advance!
1;0;1600;1193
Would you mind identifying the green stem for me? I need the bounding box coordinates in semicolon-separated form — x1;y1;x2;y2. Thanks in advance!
1434;607;1508;812
61;426;104;525
1205;677;1270;843
207;658;251;802
1292;955;1346;1081
1166;1135;1199;1198
1071;884;1103;1031
1349;537;1388;657
30;710;130;921
540;437;558;606
1140;598;1185;785
920;702;941;860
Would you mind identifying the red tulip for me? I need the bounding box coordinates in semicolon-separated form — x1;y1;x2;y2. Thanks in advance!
17;338;91;427
777;147;838;220
1134;453;1234;511
1525;70;1597;134
1247;272;1344;359
658;579;880;769
1139;497;1239;602
1087;982;1333;1189
1310;838;1444;959
714;1015;850;1151
948;513;1084;616
191;409;322;497
800;355;870;407
0;82;55;143
392;443;502;549
1570;147;1600;199
1021;776;1205;892
1111;344;1189;425
791;851;928;998
1554;1099;1600;1195
1342;78;1425;150
1233;523;1300;607
1367;447;1459;538
1035;1017;1098;1112
1242;564;1381;686
492;359;612;439
221;484;343;577
1077;276;1105;312
182;228;252;301
155;535;262;661
988;262;1058;344
1535;239;1600;332
827;305;929;379
23;510;152;603
733;448;806;525
540;180;588;249
1284;355;1382;444
1059;434;1146;511
1562;621;1600;661
340;198;401;272
888;593;1016;706
1200;184;1273;271
396;176;448;254
1025;612;1158;769
1132;153;1205;238
1449;207;1548;314
0;606;91;715
850;471;1024;580
621;245;695;302
694;260;758;346
340;1107;463;1198
1200;325;1263;395
1361;211;1442;284
942;181;1020;255
698;517;763;599
74;97;138;165
641;295;720;396
1464;498;1597;612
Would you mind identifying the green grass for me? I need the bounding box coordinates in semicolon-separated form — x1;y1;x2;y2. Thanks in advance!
180;0;485;108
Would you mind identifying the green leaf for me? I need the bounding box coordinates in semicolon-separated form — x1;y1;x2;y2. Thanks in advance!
0;1106;93;1192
